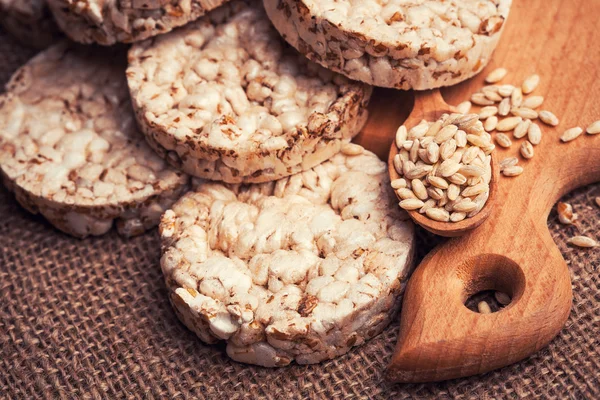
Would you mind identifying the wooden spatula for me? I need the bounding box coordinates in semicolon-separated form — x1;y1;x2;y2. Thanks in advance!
356;88;600;383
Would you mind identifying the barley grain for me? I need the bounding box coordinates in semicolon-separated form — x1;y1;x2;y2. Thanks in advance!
455;129;467;147
479;106;499;120
395;125;407;149
522;74;540;94
391;178;407;189
427;176;449;190
466;134;490;147
461;146;480;164
402;160;415;176
462;183;488;197
439;139;457;160
511;87;523;107
399;198;425;211
456;101;472;114
522;96;544;109
448;173;467;185
397;188;417;200
471;93;495;106
495;292;511;305
499;157;518;171
478;301;492;314
484;116;498;132
498;98;511;116
496;117;522;132
410;139;420;161
425;142;440;163
434;124;459;144
420;136;434;147
438;159;461;177
485;68;508;83
514;119;532;139
419;199;437;214
527;122;542;145
502;165;524;177
408;122;429;139
520;141;534;159
483;90;503;102
557;202;578;225
453;198;478;213
393;154;402;174
595;197;600;207
449;212;466;222
459;165;485;178
495;133;512;148
405;164;433;179
468;190;490;217
586;120;600;134
497;85;515;97
511;107;538;119
539;110;559;126
567;236;598;248
425;207;450;222
560;127;583;142
446;184;460;201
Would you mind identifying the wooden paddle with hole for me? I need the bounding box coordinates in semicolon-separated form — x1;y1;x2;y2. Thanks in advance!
353;0;600;383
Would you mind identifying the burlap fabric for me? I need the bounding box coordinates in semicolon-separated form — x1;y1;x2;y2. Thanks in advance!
0;30;598;399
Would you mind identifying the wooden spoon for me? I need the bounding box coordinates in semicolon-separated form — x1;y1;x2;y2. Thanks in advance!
387;89;499;237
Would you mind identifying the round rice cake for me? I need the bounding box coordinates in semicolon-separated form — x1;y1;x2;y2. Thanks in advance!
264;0;512;90
127;0;372;184
160;146;415;366
0;0;61;48
0;42;189;238
47;0;233;45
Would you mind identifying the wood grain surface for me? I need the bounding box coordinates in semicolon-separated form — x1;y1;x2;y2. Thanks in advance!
356;0;600;383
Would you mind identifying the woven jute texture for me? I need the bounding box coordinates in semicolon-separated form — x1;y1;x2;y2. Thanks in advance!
0;30;598;400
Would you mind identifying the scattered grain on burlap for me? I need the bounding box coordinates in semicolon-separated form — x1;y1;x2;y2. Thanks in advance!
0;31;598;400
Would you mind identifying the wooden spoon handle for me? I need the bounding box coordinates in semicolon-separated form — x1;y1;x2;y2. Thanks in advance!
386;213;572;382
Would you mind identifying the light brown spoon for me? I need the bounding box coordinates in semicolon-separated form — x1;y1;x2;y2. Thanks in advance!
387;89;499;237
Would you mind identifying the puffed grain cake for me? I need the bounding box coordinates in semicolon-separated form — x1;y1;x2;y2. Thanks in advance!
127;0;372;184
47;0;232;45
0;42;189;238
0;0;61;48
160;147;415;366
264;0;512;90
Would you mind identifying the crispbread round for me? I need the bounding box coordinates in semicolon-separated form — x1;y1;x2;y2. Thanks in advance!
46;0;233;45
0;42;189;238
160;147;415;366
0;0;61;48
127;0;372;184
264;0;512;90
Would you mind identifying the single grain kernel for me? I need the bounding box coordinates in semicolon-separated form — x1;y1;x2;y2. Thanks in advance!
502;165;524;177
557;202;578;225
495;292;511;305
560;127;583;142
496;117;522;132
513;119;531;139
495;133;512;148
399;198;425;211
485;67;508;83
484;116;498;132
586;120;600;134
539;110;559;126
522;74;540;94
528;122;542;145
478;301;492;314
456;101;472;114
522;96;544;109
567;236;598;248
391;179;407;189
520;141;534;159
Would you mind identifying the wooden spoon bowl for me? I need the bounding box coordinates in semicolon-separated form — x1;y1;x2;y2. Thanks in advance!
387;89;500;237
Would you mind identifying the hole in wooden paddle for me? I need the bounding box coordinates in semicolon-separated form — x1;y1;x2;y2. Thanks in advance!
456;254;523;313
464;290;513;313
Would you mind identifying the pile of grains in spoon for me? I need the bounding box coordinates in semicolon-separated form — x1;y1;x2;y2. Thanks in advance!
391;113;494;223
